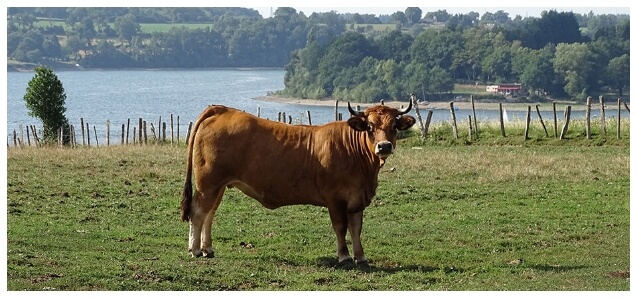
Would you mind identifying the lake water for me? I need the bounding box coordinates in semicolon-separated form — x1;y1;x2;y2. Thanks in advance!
6;69;626;145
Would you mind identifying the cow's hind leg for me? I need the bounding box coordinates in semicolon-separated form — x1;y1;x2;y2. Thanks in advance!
200;189;225;257
188;185;224;257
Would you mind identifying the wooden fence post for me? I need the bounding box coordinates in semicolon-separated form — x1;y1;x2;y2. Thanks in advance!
499;103;506;137
32;125;40;147
257;106;261;118
170;114;174;145
535;105;548;137
126;118;130;145
20;124;24;146
86;122;91;148
150;123;157;142
121;124;125;145
622;101;630;113
71;125;76;148
471;95;479;139
585;96;592;139
158;116;162;140
143;121;148;145
617;98;621;139
552;102;558;138
524;105;531;140
58;127;63;148
599;95;606;137
93;125;98;147
177;116;180;145
468;115;473;141
334;100;339;121
449;102;458;139
138;118;143;145
162;122;167;142
559;106;572;140
424;110;433;139
133;127;137;145
26;126;31;146
106;120;110;146
307;111;312;125
80;118;85;146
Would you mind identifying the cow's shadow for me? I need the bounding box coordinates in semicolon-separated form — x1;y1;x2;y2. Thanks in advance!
315;256;463;274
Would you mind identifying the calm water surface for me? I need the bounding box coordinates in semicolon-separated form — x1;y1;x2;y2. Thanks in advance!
6;69;623;145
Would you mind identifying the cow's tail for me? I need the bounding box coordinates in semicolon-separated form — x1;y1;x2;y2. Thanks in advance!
181;105;221;222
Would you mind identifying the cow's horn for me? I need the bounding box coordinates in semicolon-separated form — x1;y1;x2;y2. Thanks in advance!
397;99;412;115
348;102;364;117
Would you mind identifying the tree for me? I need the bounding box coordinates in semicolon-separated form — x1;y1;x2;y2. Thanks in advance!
606;54;630;96
114;13;141;44
553;42;592;100
390;11;408;25
405;7;422;25
23;66;70;144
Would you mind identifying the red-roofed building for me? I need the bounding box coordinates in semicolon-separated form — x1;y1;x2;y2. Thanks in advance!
486;84;526;95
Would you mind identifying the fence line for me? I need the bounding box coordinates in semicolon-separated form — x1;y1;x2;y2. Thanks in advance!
7;99;631;148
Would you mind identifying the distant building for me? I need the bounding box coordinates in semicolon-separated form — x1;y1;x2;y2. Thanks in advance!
486;84;526;95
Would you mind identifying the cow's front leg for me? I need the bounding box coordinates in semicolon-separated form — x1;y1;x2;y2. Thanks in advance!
348;211;367;264
328;206;352;263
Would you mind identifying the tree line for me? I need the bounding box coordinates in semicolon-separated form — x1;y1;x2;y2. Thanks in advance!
7;7;630;102
282;10;629;102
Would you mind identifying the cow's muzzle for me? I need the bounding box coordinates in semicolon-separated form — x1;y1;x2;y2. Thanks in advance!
375;141;393;157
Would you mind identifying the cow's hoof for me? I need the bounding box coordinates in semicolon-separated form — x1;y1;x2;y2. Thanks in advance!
336;257;355;269
203;248;214;258
190;249;203;258
338;255;353;263
356;259;370;269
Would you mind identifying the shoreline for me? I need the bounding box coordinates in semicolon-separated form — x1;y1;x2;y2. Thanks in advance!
255;96;625;111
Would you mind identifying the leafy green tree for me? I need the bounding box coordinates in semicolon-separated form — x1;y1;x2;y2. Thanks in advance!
42;35;62;59
317;31;374;94
410;28;462;70
553;42;593;100
23;66;70;144
374;30;412;63
390;11;408;25
424;10;451;22
454;27;491;81
405;7;422;24
514;45;558;96
114;13;141;44
606;54;630;96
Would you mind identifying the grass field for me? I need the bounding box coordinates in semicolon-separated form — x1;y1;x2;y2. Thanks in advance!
35;20;215;34
6;122;630;291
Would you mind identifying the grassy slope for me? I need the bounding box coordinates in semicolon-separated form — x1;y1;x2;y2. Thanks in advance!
6;127;630;290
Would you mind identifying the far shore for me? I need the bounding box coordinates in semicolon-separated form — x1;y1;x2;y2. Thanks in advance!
255;95;626;111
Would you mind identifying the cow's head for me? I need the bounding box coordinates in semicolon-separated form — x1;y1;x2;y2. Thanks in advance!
347;101;416;159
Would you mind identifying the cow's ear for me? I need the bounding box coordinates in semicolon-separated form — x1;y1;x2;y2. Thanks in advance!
347;117;368;131
396;115;416;130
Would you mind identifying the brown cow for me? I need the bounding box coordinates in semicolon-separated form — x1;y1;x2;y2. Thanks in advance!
181;101;415;264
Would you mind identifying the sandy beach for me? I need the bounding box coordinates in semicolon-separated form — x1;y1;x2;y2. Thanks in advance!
255;95;617;111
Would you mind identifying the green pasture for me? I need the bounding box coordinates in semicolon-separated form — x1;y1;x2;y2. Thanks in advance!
34;20;214;34
6;123;630;290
